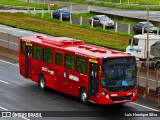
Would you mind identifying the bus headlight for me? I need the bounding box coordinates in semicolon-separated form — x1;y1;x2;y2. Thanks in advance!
133;90;137;96
101;92;110;98
101;92;105;96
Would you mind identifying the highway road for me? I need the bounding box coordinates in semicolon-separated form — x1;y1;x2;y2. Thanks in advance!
0;56;160;120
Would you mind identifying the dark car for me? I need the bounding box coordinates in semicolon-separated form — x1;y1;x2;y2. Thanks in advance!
133;22;159;34
52;9;71;20
89;15;114;28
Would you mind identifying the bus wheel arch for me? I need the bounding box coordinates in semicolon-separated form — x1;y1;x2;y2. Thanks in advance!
38;74;46;90
79;87;88;104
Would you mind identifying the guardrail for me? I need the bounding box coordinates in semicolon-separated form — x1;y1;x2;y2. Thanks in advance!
0;31;19;51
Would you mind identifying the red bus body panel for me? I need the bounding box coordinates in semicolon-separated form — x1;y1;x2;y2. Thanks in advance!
19;35;137;104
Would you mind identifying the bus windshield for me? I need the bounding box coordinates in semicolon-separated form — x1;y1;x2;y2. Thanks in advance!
101;57;137;92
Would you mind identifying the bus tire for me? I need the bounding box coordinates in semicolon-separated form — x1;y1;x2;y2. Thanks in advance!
80;88;88;104
38;75;46;90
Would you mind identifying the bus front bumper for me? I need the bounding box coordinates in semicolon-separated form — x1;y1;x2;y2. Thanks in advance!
95;91;137;105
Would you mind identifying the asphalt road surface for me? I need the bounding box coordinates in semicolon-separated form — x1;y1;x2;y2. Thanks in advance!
0;55;160;120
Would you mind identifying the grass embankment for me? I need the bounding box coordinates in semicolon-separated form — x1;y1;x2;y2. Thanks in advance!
0;12;131;51
0;0;59;10
58;0;160;11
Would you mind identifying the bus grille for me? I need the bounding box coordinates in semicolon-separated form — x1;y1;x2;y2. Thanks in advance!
110;95;132;102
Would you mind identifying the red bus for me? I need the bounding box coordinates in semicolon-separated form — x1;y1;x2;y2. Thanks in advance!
19;35;137;104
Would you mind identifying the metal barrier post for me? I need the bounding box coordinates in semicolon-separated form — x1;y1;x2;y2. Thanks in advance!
103;22;106;30
70;14;72;24
157;29;159;35
115;22;117;32
142;27;144;34
60;12;62;21
91;19;93;28
128;24;130;34
80;16;82;26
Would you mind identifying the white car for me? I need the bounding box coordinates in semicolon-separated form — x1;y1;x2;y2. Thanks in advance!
89;15;114;28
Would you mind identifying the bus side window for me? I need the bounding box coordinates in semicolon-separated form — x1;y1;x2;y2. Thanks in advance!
43;48;53;64
56;52;63;66
33;45;43;61
65;54;76;70
21;41;25;56
76;57;88;74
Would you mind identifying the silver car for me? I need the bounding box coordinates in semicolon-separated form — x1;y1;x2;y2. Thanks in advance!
89;15;114;28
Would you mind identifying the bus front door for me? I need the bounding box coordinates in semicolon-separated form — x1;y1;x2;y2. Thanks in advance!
89;63;99;97
25;44;32;78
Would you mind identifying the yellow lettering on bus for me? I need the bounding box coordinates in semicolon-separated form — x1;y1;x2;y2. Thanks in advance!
26;42;32;46
89;59;97;63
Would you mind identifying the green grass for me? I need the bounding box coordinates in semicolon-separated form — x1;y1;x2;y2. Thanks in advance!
0;12;132;51
0;0;59;10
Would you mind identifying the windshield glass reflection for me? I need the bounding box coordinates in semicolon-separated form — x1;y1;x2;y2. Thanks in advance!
101;57;137;91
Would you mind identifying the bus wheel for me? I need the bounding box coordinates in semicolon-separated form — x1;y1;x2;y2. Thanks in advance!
38;75;46;90
80;88;88;104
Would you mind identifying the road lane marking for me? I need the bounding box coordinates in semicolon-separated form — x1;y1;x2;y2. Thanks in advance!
0;106;8;111
138;76;160;84
0;59;18;67
130;102;160;112
0;79;10;85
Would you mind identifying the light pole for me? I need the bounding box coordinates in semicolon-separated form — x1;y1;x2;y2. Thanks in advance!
27;0;30;13
146;0;150;100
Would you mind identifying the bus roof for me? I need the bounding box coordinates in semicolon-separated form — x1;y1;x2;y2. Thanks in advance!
21;35;130;58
